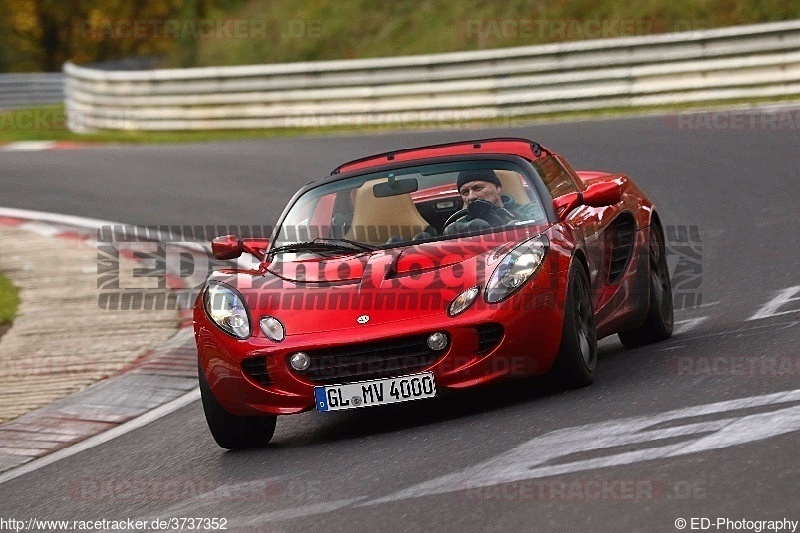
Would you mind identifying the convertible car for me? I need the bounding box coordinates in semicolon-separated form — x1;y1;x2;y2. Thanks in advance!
194;138;673;449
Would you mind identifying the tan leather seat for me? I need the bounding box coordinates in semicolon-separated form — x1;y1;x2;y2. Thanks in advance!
495;170;531;205
345;178;431;246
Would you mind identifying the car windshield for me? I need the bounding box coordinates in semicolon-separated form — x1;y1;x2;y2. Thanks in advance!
271;159;547;257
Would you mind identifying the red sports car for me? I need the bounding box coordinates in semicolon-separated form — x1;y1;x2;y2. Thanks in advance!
194;138;673;449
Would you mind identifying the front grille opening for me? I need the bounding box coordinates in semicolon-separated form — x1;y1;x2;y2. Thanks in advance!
293;334;443;384
476;323;504;354
242;356;272;387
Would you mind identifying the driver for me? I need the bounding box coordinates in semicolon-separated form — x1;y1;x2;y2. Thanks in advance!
444;169;540;233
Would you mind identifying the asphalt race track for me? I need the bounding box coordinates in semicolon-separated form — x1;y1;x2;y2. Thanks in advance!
2;112;800;532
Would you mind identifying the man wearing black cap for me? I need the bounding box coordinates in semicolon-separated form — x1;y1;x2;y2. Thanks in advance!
445;169;541;234
456;168;506;209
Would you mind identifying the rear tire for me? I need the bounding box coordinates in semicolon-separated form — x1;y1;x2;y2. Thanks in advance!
551;264;597;388
199;363;276;449
618;220;673;347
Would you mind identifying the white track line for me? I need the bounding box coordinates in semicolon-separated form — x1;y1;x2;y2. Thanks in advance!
0;141;58;151
0;389;200;485
0;206;115;230
0;206;206;252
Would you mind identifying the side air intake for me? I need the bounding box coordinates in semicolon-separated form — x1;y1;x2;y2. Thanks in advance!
608;214;636;283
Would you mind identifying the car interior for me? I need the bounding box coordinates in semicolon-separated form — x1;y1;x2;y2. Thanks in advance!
277;169;540;248
338;170;537;246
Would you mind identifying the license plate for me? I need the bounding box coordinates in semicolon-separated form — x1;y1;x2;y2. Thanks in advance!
314;372;436;412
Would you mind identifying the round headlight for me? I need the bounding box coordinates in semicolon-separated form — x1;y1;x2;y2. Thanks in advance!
485;235;549;304
260;316;285;342
448;286;480;317
203;282;251;339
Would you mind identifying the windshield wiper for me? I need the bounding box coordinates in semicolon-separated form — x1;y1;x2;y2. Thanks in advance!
269;238;377;257
312;238;378;251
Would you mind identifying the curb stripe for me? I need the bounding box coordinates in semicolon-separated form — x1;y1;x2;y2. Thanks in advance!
0;206;205;483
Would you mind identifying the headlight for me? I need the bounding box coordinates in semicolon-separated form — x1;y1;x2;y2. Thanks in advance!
485;235;549;304
448;286;480;317
203;282;251;339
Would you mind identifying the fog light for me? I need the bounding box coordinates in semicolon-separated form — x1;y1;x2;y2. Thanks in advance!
290;352;311;371
427;332;448;351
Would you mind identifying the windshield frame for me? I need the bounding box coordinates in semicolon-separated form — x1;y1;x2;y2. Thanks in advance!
268;154;559;256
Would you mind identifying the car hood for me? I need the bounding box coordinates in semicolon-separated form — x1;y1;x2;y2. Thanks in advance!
215;226;549;335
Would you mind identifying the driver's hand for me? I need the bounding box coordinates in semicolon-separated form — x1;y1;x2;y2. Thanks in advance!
466;199;496;221
466;199;510;226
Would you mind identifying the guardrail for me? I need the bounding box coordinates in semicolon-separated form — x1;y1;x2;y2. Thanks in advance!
0;73;63;109
64;20;800;132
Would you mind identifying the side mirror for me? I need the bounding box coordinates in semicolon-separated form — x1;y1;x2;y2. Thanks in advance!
582;181;622;208
241;238;269;261
211;235;270;261
553;192;582;221
211;235;243;260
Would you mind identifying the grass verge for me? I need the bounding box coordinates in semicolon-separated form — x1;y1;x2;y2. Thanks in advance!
2;96;800;145
0;272;20;326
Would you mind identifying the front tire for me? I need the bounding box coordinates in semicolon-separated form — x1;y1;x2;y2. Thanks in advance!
551;264;597;388
199;363;277;449
618;220;674;347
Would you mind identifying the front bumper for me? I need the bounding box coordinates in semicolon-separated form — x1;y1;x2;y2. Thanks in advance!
195;268;569;416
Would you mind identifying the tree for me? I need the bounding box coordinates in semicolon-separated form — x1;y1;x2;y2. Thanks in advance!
0;0;184;72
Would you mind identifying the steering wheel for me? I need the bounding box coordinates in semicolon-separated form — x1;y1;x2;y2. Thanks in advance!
443;209;468;228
